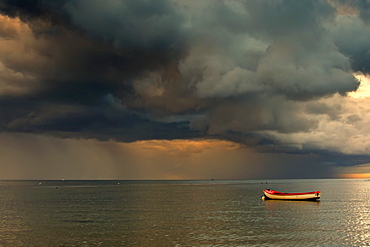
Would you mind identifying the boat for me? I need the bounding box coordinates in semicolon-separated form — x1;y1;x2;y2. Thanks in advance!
262;189;320;201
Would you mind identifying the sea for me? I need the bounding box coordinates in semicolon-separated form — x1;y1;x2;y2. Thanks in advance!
0;179;368;246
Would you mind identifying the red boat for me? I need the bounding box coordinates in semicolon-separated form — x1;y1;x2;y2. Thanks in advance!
263;189;320;201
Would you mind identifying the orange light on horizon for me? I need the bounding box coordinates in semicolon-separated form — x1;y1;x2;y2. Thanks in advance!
129;139;242;156
338;173;370;179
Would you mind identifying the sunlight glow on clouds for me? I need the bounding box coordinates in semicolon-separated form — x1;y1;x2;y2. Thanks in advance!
132;139;241;156
0;15;41;96
349;73;370;98
259;93;370;156
1;0;370;179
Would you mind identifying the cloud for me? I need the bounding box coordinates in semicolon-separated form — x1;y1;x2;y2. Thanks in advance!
0;15;44;96
176;0;358;100
0;0;370;172
134;139;240;157
65;0;186;50
257;92;370;156
330;15;370;74
334;0;370;23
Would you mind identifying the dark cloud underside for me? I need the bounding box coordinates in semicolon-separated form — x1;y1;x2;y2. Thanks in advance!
0;0;369;168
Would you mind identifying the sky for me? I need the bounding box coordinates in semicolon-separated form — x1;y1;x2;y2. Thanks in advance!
1;0;370;179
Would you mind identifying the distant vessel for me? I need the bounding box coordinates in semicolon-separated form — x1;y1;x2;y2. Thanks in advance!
262;189;320;201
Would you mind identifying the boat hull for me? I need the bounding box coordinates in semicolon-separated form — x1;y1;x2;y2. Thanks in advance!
263;189;320;201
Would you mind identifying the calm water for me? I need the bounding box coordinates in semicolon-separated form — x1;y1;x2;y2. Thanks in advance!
0;179;369;246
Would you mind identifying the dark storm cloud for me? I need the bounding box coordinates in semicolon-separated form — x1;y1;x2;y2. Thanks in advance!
357;0;370;23
0;0;369;167
331;16;370;74
0;0;187;97
0;0;195;141
329;0;370;74
0;94;201;142
309;151;370;168
0;0;65;20
65;0;186;50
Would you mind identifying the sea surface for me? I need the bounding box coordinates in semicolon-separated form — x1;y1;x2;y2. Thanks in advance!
0;179;369;246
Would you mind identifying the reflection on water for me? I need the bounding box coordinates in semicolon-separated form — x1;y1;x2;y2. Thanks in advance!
0;179;368;246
